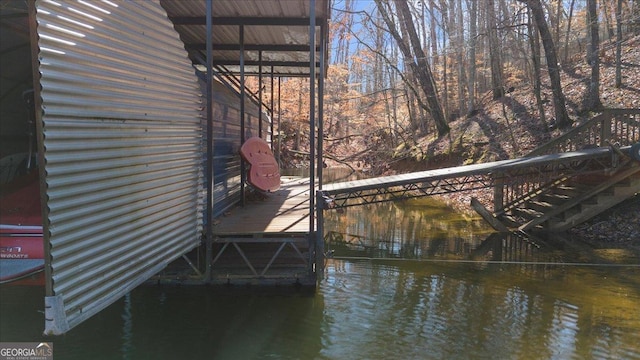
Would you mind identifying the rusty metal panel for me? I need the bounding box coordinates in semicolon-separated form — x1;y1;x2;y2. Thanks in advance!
35;0;204;334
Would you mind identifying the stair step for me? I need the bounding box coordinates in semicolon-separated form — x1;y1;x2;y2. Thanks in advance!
498;214;520;228
553;206;581;221
513;159;640;233
613;182;640;197
511;207;544;221
549;188;640;231
553;185;585;197
540;193;571;205
527;200;554;213
582;195;600;205
614;178;640;192
613;173;640;187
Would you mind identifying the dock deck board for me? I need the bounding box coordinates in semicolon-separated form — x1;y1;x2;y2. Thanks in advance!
212;176;314;236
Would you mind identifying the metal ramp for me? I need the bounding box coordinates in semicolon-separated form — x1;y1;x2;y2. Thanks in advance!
321;109;640;234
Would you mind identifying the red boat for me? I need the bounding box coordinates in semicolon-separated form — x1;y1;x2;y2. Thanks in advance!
0;164;44;286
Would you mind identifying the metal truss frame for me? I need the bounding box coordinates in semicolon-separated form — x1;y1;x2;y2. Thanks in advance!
210;236;309;278
320;148;626;210
322;174;494;208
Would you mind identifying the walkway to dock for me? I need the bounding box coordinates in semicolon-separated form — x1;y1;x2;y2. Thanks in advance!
321;147;621;208
320;108;640;232
320;145;639;233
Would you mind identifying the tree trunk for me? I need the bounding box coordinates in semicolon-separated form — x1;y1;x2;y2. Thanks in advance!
487;0;504;99
397;0;449;135
520;0;572;129
528;7;548;130
420;1;430;63
602;0;615;40
456;0;466;114
555;0;562;54
428;0;439;68
584;0;603;111
563;0;577;64
467;0;477;115
615;0;623;88
375;0;450;136
442;20;449;122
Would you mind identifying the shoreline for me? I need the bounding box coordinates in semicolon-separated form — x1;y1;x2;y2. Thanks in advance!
438;190;640;254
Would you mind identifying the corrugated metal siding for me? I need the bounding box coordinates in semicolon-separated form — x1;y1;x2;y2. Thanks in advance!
35;0;204;334
206;79;271;217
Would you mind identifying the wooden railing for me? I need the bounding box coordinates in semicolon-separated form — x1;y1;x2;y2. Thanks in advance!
527;109;640;156
495;109;640;213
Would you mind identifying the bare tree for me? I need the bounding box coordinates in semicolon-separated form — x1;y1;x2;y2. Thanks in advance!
528;6;548;130
602;0;615;40
616;0;623;88
427;0;439;68
456;0;466;114
374;0;450;136
584;0;603;111
467;0;477;115
487;0;504;99
519;0;572;129
563;0;577;64
333;0;353;65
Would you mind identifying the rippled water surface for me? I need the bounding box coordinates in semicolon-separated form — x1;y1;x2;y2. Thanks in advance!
2;172;639;359
2;257;639;359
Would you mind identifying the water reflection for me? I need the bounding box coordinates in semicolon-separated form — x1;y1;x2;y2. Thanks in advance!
321;259;640;360
1;168;639;359
318;193;640;359
324;197;493;260
323;197;640;266
1;247;639;359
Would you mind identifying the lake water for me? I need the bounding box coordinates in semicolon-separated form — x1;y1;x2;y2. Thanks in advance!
2;176;640;359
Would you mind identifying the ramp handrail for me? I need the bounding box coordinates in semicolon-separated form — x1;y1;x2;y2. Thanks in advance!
527;109;640;157
495;109;640;211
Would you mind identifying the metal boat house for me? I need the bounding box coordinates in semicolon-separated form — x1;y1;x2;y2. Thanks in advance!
3;0;638;337
1;0;329;335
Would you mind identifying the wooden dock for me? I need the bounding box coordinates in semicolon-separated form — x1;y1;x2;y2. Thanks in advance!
213;176;313;235
209;176;317;286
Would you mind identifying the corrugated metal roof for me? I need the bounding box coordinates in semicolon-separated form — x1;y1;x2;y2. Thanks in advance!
35;0;204;335
160;0;330;76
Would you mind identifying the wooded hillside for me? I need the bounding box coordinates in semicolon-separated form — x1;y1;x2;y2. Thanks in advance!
252;0;640;173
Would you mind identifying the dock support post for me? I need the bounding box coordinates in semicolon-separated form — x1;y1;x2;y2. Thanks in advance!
270;66;275;151
240;25;246;207
308;0;316;235
315;191;325;276
258;50;263;138
601;111;612;147
493;171;504;212
277;77;282;165
317;23;325;190
204;0;214;281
